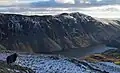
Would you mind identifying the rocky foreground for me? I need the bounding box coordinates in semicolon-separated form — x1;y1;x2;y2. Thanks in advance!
0;49;120;73
0;12;120;53
0;60;34;73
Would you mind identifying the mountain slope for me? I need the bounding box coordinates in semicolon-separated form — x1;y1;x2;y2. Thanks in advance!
0;12;120;53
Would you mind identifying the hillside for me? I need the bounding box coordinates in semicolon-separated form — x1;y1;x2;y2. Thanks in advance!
0;12;120;53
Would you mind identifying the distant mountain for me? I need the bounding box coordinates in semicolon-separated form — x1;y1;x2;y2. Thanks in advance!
96;0;120;4
31;0;73;7
84;0;120;5
31;0;56;6
30;0;120;7
0;12;120;53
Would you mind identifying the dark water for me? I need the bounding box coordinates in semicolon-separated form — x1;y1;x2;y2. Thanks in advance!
0;45;117;60
50;45;117;58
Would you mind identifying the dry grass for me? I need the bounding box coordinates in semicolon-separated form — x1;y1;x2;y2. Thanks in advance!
82;53;120;63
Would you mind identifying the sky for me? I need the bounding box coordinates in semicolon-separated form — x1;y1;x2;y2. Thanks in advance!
0;0;39;5
0;0;100;5
0;0;119;5
0;0;51;5
0;0;120;18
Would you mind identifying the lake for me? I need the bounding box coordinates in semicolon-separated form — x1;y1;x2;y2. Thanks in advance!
50;45;117;58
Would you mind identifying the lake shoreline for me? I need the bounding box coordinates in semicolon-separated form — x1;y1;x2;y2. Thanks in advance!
45;44;117;58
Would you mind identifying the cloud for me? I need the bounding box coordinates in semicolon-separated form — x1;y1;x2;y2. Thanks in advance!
0;0;120;6
0;0;41;5
0;0;17;5
55;0;75;4
96;0;102;2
